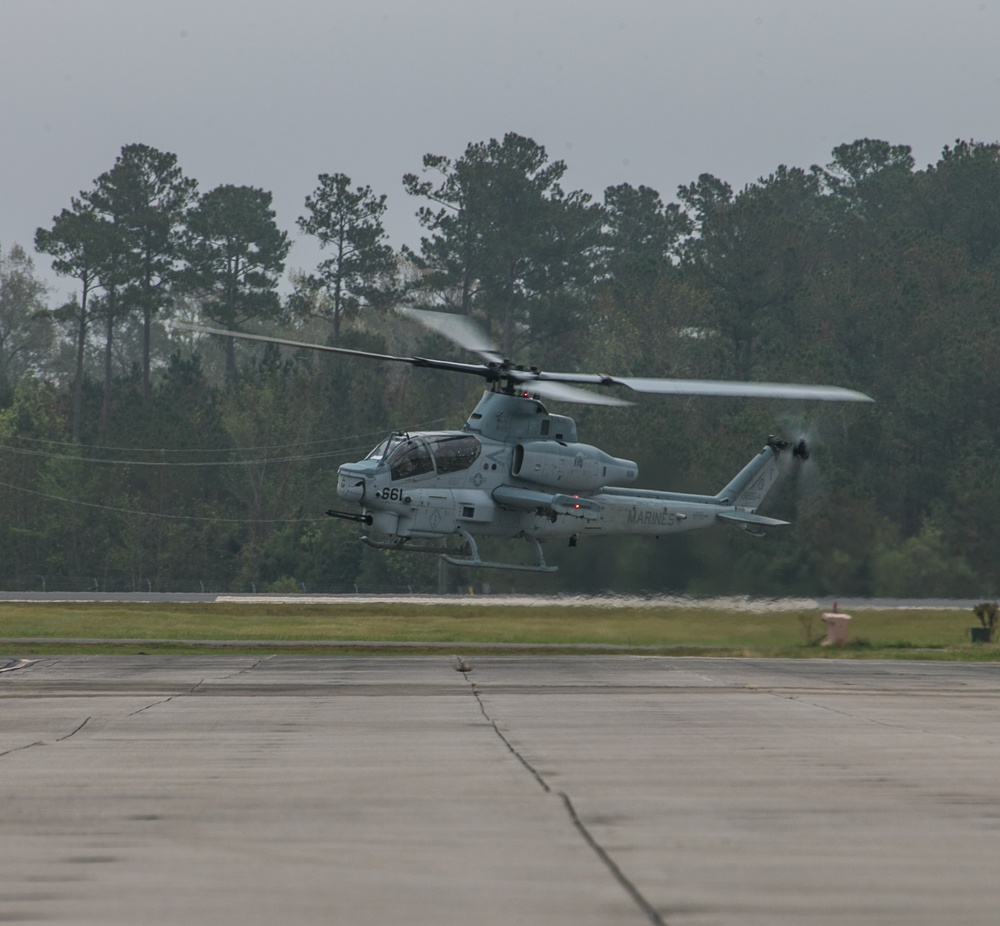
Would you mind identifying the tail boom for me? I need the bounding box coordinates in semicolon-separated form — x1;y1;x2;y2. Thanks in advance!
529;437;798;540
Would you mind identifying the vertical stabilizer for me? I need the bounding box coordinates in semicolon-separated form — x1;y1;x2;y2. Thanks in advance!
718;437;792;511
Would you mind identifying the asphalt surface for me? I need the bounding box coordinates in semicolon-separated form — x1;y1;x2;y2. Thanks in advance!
1;655;998;925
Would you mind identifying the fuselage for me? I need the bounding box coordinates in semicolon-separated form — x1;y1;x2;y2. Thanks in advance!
335;391;760;544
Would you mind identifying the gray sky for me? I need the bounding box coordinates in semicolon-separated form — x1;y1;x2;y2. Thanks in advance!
4;0;999;301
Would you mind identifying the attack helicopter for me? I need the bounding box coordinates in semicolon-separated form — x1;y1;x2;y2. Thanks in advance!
182;309;872;572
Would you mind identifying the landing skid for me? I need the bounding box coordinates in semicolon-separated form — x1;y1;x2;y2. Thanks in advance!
361;528;558;573
441;528;558;573
361;536;453;555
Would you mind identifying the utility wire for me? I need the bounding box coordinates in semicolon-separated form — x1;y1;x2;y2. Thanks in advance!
3;418;448;455
0;480;328;524
0;443;370;467
0;417;452;467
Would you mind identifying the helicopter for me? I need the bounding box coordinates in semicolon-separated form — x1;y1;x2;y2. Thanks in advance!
181;309;873;572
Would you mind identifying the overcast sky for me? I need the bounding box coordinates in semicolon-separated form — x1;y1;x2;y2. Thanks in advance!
4;0;998;300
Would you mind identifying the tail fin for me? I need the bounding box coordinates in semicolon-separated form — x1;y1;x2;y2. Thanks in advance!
718;436;805;511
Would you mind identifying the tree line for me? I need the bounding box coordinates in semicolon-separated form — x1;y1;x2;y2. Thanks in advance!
1;133;999;596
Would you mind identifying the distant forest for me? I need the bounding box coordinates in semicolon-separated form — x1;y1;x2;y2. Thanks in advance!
3;132;999;596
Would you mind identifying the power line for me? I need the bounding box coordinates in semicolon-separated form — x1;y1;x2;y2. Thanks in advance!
0;480;329;524
0;417;451;467
0;443;370;467
4;418;448;455
5;431;367;455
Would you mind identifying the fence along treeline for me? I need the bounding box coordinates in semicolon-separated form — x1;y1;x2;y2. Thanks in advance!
2;134;999;595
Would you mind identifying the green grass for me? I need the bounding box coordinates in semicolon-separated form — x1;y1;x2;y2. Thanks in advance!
0;601;996;658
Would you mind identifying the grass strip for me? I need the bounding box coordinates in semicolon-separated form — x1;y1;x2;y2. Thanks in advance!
0;601;996;659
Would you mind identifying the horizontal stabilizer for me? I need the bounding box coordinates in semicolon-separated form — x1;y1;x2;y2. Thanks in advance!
716;510;790;528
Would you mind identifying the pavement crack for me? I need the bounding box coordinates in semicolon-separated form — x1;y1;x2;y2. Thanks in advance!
465;671;549;793
768;691;997;742
129;697;175;716
460;662;668;926
0;716;92;756
129;660;269;714
560;791;668;926
0;658;34;674
0;740;45;757
224;655;274;679
55;716;90;741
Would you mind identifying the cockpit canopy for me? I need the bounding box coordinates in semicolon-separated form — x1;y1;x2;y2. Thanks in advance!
367;432;482;481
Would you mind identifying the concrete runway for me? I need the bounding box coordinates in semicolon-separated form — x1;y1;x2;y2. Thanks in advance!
1;656;998;925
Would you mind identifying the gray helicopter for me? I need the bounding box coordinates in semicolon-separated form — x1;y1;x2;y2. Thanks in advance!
185;309;872;572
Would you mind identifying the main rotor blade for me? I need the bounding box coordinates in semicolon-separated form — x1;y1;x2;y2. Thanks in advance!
609;377;874;402
520;379;632;407
173;323;493;379
530;371;873;402
177;316;873;405
398;310;872;402
400;307;503;363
